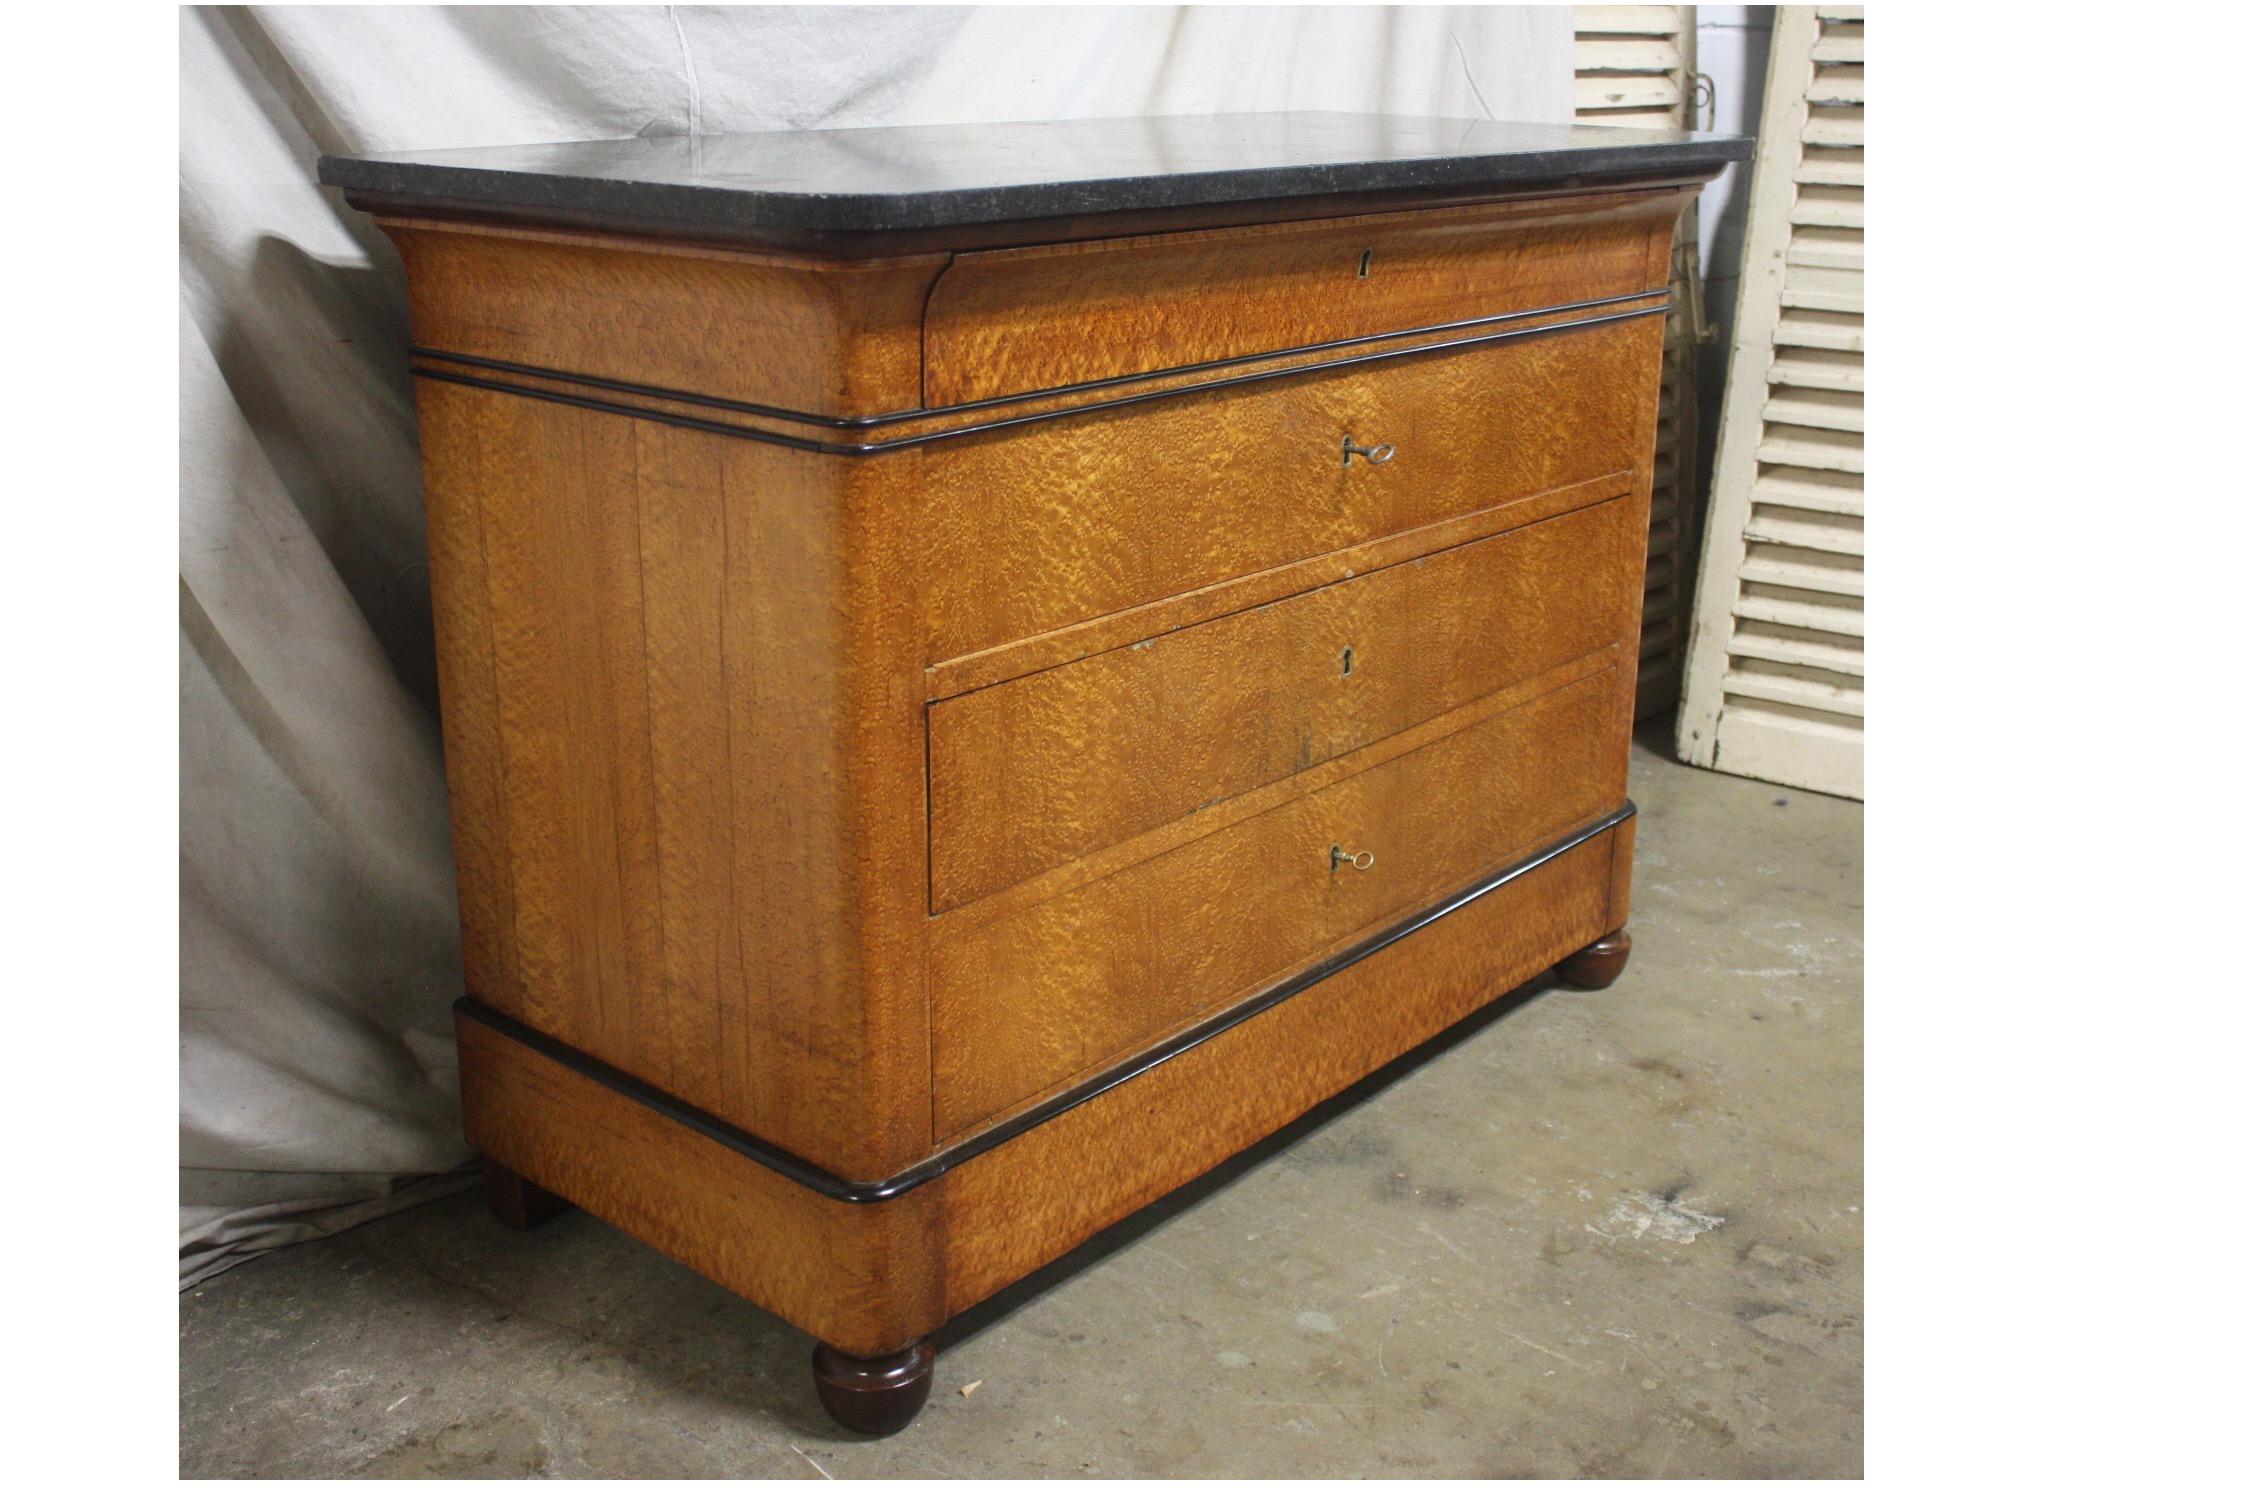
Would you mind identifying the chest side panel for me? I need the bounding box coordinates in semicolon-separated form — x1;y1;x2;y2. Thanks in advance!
401;227;937;1180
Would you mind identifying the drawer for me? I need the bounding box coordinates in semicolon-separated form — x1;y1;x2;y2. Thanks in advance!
929;664;1625;1137
921;312;1663;663
929;494;1640;911
922;191;1681;405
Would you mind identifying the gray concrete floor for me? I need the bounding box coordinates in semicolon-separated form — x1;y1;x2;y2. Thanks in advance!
180;732;1862;1479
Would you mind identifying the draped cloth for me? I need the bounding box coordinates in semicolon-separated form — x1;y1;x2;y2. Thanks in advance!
177;3;1574;1285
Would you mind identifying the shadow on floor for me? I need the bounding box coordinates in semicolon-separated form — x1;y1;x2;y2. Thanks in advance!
929;974;1559;1353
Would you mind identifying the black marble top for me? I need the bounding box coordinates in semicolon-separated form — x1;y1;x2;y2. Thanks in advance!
319;112;1749;242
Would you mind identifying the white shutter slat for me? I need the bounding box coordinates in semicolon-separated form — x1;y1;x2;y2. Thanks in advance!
1721;664;1865;717
1769;347;1864;392
1750;465;1864;515
1786;227;1864;270
1575;74;1684;110
1782;263;1864;313
1775;308;1865;352
1810;29;1864;64
1577;37;1681;70
1796;146;1865;186
1762;386;1864;433
1733;586;1864;638
1679;6;1865;798
1738;541;1865;598
1803;105;1863;148
1756;424;1864;473
1807;65;1864;105
1744;504;1864;556
1790;185;1864;229
1728;621;1865;676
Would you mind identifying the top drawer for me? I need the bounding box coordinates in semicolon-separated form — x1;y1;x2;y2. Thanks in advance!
922;190;1683;406
920;311;1664;664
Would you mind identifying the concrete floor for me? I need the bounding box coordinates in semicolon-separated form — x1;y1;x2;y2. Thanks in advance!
180;732;1862;1479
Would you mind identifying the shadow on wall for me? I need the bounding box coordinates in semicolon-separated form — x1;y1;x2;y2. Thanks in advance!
1693;6;1776;464
224;233;440;720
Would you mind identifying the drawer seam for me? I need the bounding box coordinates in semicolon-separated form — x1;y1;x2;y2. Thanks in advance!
925;481;1636;704
929;646;1622;928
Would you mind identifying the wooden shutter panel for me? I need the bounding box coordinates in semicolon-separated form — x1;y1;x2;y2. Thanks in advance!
1573;6;1704;720
1677;6;1864;799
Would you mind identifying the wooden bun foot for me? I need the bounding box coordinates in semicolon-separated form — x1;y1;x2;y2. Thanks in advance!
482;1157;571;1230
812;1340;935;1435
1555;929;1632;989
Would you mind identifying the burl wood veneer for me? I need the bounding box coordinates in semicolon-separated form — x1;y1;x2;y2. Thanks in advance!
321;112;1746;1435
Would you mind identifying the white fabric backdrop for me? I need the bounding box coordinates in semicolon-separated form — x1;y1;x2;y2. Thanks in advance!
177;3;1574;1285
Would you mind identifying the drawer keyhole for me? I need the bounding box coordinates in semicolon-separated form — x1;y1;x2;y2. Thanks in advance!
1357;248;1374;279
1330;844;1377;873
1340;646;1354;676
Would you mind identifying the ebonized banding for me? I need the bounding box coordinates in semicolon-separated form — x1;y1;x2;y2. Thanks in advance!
409;287;1669;432
411;302;1669;455
454;800;1635;1204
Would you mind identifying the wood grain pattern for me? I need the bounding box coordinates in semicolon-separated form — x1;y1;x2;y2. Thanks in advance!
929;664;1626;1137
383;217;944;416
930;829;1617;1324
928;650;1620;948
459;822;1618;1352
469;391;668;1083
379;169;1705;1382
924;189;1686;404
408;294;1662;460
458;1013;942;1354
408;376;932;1180
1606;812;1639;934
630;423;740;1115
414;382;525;1018
925;470;1631;699
929;494;1638;910
921;314;1667;662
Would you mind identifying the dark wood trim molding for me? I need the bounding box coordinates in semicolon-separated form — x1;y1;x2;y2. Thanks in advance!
409;287;1670;432
409;302;1669;456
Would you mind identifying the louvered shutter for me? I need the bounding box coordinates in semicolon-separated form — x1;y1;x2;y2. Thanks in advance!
1573;6;1705;720
1676;6;1864;799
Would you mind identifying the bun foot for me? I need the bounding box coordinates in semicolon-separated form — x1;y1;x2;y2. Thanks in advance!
812;1340;935;1435
482;1157;571;1230
1556;929;1632;989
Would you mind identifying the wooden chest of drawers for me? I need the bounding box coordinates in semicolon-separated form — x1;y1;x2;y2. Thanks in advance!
322;113;1743;1433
